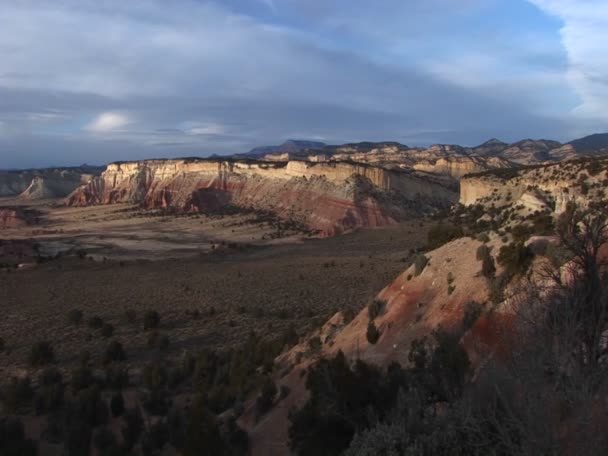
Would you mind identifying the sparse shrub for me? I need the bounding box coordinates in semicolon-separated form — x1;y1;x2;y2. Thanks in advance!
367;299;386;321
28;340;54;367
413;254;428;276
87;316;103;329
447;285;456;295
100;323;114;338
103;340;126;364
462;301;484;330
68;309;83;325
143;310;160;330
366;321;381;345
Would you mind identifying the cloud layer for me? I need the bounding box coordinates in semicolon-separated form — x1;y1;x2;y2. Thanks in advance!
0;0;600;167
528;0;608;125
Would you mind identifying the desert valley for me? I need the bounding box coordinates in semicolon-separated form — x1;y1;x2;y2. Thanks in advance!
2;134;608;455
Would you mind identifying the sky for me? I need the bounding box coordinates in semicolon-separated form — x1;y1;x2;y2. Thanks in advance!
0;0;606;168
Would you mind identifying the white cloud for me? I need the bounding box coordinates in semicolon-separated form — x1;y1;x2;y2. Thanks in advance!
528;0;608;122
86;112;131;132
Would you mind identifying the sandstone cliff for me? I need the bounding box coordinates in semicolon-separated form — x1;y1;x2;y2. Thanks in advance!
0;166;102;199
67;158;457;235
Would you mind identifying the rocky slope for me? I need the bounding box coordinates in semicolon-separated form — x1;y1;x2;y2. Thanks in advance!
460;155;608;217
0;166;102;200
66;159;456;235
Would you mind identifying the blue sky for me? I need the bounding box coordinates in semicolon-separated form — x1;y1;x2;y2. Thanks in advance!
0;0;606;168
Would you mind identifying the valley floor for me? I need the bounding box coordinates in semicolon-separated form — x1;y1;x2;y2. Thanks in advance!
0;200;430;378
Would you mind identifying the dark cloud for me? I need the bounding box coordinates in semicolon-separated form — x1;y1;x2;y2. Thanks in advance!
0;0;591;168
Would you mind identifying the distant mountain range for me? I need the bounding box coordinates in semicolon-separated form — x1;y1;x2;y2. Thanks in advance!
241;133;608;167
243;140;328;158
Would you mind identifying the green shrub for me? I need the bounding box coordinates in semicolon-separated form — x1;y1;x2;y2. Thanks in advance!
476;244;490;261
143;310;161;331
68;309;83;325
476;232;490;243
366;321;381;345
427;223;464;249
1;377;33;413
159;334;170;351
481;254;496;278
100;323;114;338
0;418;36;456
498;242;533;275
125;309;137;324
71;365;95;392
110;392;125;417
28;341;54;367
413;254;429;276
103;341;126;365
255;378;277;418
367;299;386;321
87;316;103;329
462;301;484;330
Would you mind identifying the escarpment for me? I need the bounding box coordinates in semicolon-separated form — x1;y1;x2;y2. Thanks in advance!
67;158;457;235
0;166;102;199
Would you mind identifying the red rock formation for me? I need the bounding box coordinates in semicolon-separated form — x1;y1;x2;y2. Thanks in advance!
0;208;28;229
67;159;456;235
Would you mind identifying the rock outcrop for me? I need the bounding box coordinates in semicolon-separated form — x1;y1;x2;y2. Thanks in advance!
459;156;608;214
0;166;102;199
67;158;457;235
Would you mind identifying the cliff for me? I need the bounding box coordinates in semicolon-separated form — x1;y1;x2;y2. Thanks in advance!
0;166;102;199
67;158;457;235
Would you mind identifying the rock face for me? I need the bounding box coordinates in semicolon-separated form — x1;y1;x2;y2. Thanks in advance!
0;166;102;199
460;156;608;214
67;159;457;235
282;142;515;179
